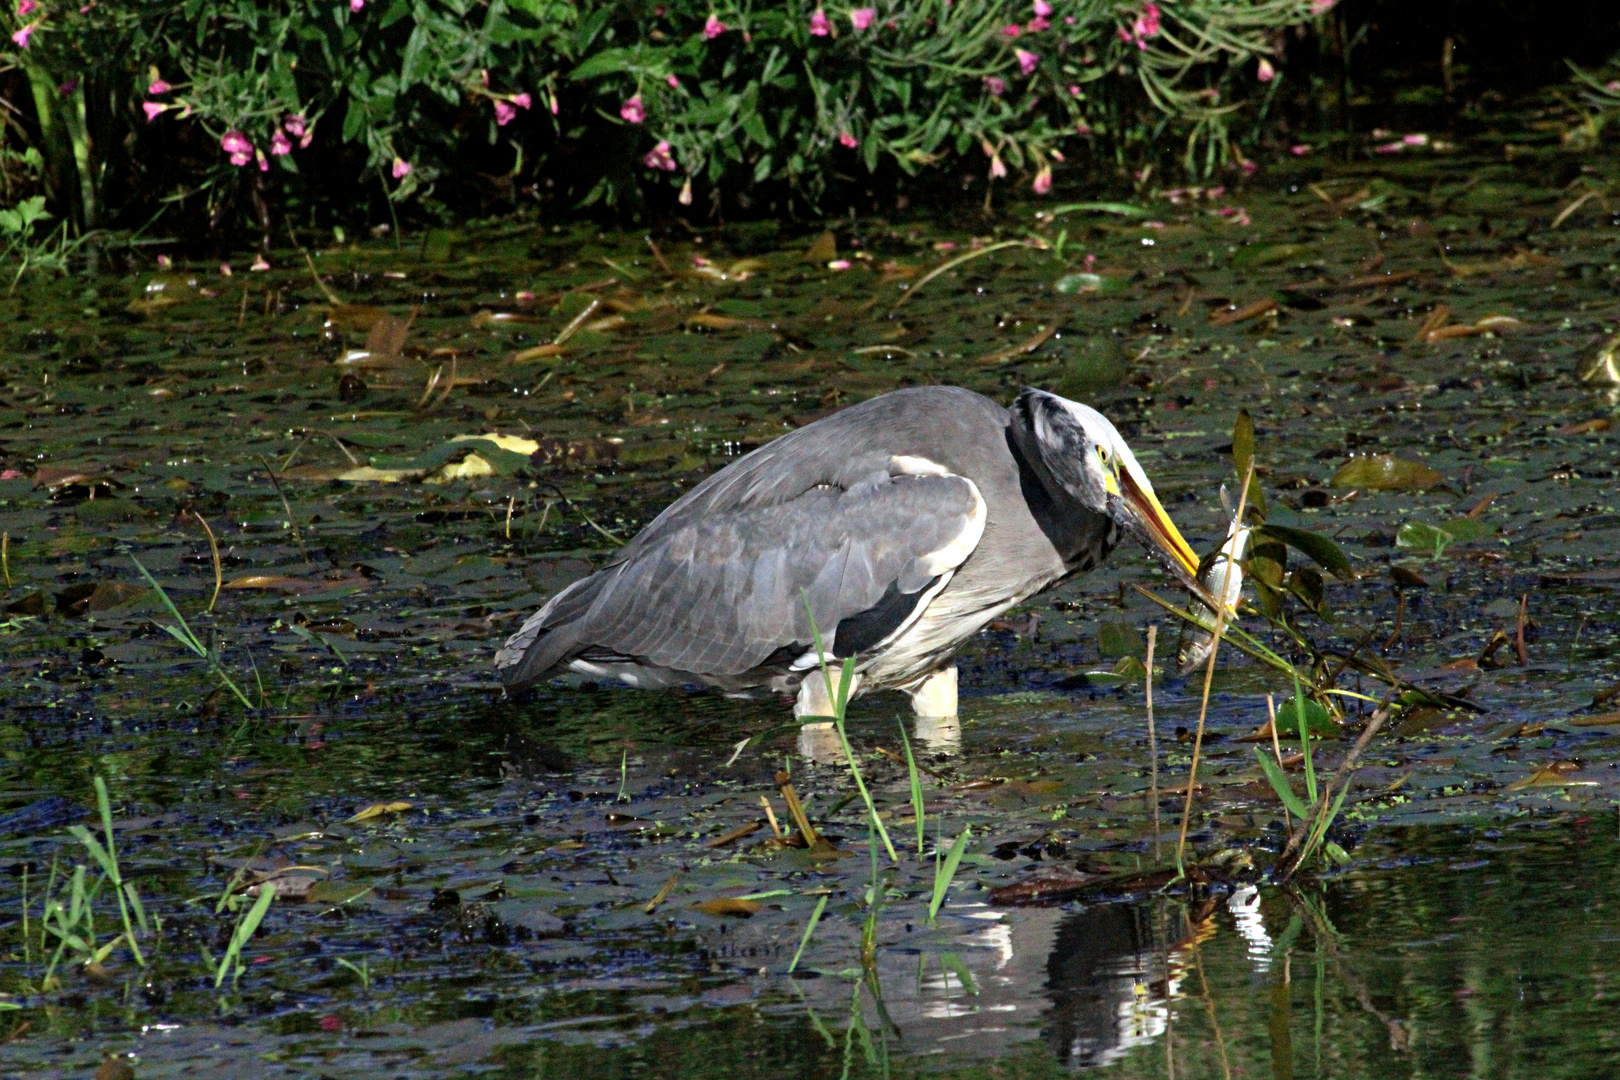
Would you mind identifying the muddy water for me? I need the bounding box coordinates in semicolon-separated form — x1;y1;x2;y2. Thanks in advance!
0;110;1618;1077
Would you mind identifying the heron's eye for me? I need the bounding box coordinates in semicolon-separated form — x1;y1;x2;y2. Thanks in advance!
1097;446;1110;465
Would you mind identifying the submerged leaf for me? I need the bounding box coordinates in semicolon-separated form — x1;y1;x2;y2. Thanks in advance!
1330;454;1444;490
347;800;414;823
691;897;761;917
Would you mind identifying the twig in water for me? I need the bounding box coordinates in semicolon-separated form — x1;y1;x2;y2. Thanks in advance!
1176;461;1253;871
774;771;820;846
504;496;516;540
643;873;679;914
1267;694;1292;834
192;510;223;613
645;235;673;275
554;298;601;345
759;795;784;839
1;531;9;588
255;456;310;564
1145;625;1161;866
1515;593;1530;664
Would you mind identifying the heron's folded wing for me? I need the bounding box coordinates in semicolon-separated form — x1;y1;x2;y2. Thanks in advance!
499;470;984;682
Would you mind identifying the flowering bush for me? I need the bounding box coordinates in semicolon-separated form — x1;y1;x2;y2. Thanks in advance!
0;0;1331;233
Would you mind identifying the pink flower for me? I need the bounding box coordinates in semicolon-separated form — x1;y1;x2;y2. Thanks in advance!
495;100;517;125
17;0;36;13
1257;58;1275;82
350;0;363;10
1239;159;1257;175
12;24;34;48
511;92;531;110
1027;16;1049;31
666;74;681;88
391;157;411;179
1308;0;1335;12
644;140;677;171
985;75;1006;97
827;259;851;270
850;7;874;29
220;263;233;276
620;95;645;123
1075;120;1091;135
271;129;292;154
143;101;166;123
1402;132;1428;146
1374;140;1404;154
809;8;830;35
1002;23;1020;36
221;130;254;166
1033;166;1052;195
1607;80;1620;93
1015;48;1039;75
283;113;306;137
703;14;724;38
148;79;170;95
1137;3;1160;36
256;149;269;172
1067;84;1080;97
990;155;1007;179
839;131;857;148
1033;0;1051;15
1290;144;1311;156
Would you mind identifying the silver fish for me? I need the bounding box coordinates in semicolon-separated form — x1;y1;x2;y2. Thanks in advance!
1176;491;1250;675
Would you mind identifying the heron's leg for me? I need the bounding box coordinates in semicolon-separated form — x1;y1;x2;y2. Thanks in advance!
793;666;863;719
796;722;843;764
906;664;958;718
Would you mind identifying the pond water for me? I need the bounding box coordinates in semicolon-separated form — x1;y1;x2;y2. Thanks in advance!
0;98;1618;1077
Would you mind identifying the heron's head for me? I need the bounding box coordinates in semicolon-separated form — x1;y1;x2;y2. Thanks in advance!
1011;389;1201;591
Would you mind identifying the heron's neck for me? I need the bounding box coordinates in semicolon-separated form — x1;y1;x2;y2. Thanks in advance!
1005;427;1116;568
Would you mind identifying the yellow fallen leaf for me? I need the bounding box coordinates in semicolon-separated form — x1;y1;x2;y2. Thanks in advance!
347;800;414;823
449;432;541;455
425;453;496;484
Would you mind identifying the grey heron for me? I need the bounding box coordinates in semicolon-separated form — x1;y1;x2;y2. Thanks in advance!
495;386;1202;718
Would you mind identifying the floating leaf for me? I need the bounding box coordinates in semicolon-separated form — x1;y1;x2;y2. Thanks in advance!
1054;271;1130;296
691;897;761;917
1396;517;1490;558
1330;454;1444;490
1048;201;1149;218
1097;620;1144;659
1274;697;1336;738
1505;761;1594;791
346;800;414;823
1231;243;1315;268
1209;297;1279;326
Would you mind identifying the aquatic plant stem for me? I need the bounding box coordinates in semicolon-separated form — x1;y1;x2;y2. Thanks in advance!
887;239;1043;314
1175;461;1253;871
256;456;310;564
788;894;827;973
1145;625;1161;866
192;510;223;613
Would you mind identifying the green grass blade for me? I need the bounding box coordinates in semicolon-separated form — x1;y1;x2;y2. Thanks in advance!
1253;747;1310;819
898;720;925;857
788;894;828;974
927;826;970;923
132;556;205;656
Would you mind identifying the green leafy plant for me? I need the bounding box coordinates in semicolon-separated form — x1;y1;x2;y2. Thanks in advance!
38;776;151;987
926;823;969;925
212;883;275;988
132;556;254;709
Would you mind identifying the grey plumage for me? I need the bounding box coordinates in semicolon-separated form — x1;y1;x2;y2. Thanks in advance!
496;385;1196;705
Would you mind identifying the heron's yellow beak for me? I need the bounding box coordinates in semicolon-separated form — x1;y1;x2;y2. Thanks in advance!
1118;467;1201;587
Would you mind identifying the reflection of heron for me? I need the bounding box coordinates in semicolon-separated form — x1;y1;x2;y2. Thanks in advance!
497;387;1200;718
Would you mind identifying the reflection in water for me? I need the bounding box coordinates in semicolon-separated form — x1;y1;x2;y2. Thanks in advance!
797;720;844;764
914;713;962;756
1045;902;1181;1068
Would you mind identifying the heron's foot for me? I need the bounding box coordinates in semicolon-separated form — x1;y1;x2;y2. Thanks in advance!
906;665;958;718
794;666;863;718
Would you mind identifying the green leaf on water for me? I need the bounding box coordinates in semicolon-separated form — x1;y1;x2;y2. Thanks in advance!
1231;242;1317;267
1054;272;1130;296
1254;746;1310;818
1256;524;1353;579
1330;454;1445;491
1396;517;1488;558
1097;620;1144;659
1274;697;1336;738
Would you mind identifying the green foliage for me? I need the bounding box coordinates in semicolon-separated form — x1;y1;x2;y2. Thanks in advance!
38;777;150;986
1;0;1327;233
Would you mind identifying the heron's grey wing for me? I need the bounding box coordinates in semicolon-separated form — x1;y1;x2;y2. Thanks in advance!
495;469;985;688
